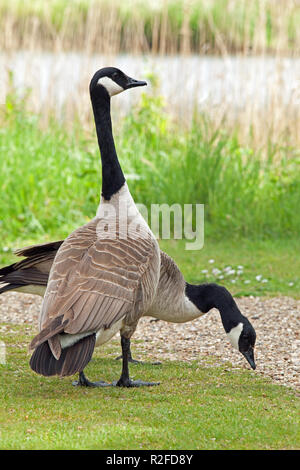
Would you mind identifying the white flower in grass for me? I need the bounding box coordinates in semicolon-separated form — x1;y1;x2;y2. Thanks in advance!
223;266;232;272
244;280;251;284
288;282;294;287
212;268;221;276
226;269;235;276
255;275;262;281
208;259;215;264
218;275;224;280
201;269;208;274
237;265;244;270
237;270;243;275
231;279;236;283
261;279;268;283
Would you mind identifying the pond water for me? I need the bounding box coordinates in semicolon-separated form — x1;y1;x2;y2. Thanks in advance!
0;51;299;122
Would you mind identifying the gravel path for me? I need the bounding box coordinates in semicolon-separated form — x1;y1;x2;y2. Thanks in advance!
0;292;299;390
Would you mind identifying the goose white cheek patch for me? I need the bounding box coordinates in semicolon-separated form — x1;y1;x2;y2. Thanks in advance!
97;76;124;96
227;322;243;350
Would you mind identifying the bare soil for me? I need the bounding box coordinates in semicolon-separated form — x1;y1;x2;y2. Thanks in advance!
0;292;299;390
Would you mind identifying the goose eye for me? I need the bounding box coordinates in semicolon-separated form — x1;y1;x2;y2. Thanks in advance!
112;72;118;79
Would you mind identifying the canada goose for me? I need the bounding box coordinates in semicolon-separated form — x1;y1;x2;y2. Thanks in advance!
23;67;161;387
0;243;256;370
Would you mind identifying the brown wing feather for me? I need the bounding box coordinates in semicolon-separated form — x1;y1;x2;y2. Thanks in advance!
31;217;159;351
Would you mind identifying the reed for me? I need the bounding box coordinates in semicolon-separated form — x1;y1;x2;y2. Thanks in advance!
0;0;299;56
1;1;299;149
2;57;299;151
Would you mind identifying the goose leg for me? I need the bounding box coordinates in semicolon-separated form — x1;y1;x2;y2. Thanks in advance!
115;348;137;363
73;337;160;388
113;336;160;387
115;339;161;365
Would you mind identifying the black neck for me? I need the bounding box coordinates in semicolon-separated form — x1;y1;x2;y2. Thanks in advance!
185;282;244;333
91;91;125;200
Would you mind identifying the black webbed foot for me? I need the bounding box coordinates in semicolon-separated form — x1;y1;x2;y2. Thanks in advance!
72;371;159;388
72;371;112;388
112;378;160;388
115;335;160;387
74;335;161;389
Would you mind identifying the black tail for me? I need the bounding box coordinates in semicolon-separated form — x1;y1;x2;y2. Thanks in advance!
0;266;49;294
0;240;62;295
0;263;16;276
0;262;21;294
14;240;63;258
29;333;96;377
0;283;22;295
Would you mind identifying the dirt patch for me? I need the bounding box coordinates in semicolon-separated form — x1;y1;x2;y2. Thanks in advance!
0;292;299;390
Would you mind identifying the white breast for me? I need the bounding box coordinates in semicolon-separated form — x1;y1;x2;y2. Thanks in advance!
58;317;125;350
96;183;155;242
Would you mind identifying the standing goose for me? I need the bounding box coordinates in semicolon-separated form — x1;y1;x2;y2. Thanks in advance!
0;244;256;370
26;67;161;387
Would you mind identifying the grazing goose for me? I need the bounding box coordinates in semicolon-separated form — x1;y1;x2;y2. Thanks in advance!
0;244;256;370
25;67;161;387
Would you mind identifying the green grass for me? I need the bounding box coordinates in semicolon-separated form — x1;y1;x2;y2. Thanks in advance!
1;88;300;243
1;238;300;299
159;238;300;299
0;324;299;450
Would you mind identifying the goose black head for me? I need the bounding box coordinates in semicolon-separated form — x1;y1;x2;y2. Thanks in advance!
226;319;256;370
185;283;257;370
90;67;147;98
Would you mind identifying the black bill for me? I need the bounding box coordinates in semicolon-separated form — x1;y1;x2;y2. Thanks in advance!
242;347;256;370
125;76;147;89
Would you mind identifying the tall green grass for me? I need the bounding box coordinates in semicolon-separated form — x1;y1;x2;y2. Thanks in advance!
119;94;300;239
0;85;300;245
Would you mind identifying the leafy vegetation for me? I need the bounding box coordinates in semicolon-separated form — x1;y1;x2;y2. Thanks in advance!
1;83;299;243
